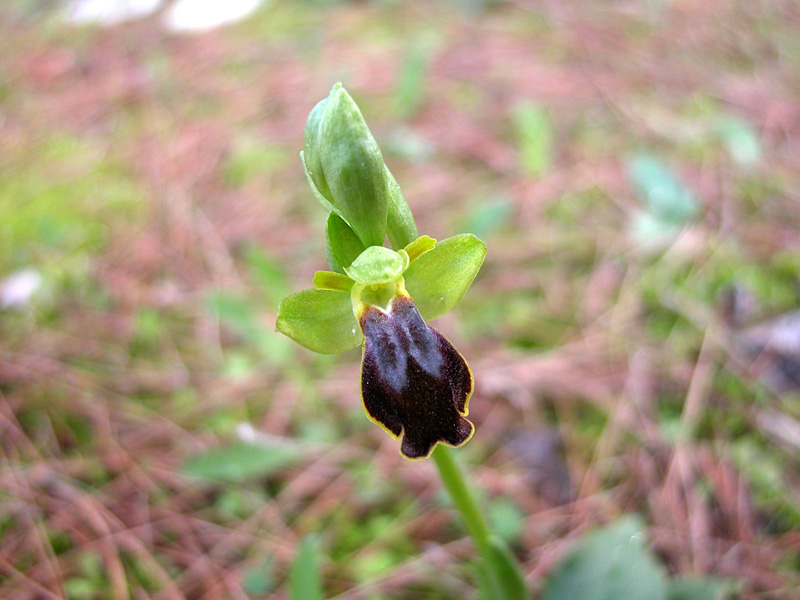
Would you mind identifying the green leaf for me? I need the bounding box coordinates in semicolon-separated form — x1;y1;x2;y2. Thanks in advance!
514;101;553;177
542;516;668;600
326;212;366;272
288;535;324;600
629;210;681;248
242;559;275;596
384;127;436;161
484;535;529;600
627;155;697;224
461;196;514;238
242;245;289;307
276;288;360;354
385;166;418;249
318;85;388;247
207;294;255;332
715;117;760;168
394;39;430;118
488;498;525;544
207;293;273;352
404;233;487;321
182;442;303;483
77;551;104;582
64;578;96;600
351;549;400;583
472;537;529;600
224;136;285;188
666;577;738;600
206;293;290;363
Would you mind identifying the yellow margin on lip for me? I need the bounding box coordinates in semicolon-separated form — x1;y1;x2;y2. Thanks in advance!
357;292;475;461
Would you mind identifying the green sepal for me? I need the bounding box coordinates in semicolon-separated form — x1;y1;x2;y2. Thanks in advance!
319;86;388;248
326;212;367;272
301;151;337;215
275;289;361;354
404;233;487;321
302;90;335;208
404;235;436;263
385;166;418;249
313;271;354;292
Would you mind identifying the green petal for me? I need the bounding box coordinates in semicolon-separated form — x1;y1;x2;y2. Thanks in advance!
312;271;354;292
276;289;361;354
404;235;436;263
345;246;409;286
404;233;487;321
326;212;367;272
319;87;388;248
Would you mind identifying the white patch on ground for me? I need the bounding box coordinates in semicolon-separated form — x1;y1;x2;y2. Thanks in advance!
163;0;261;32
1;269;42;309
66;0;161;25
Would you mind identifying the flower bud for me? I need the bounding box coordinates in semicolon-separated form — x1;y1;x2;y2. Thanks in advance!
303;84;389;248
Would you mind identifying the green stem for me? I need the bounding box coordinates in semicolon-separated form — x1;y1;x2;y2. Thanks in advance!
431;444;492;557
432;445;529;599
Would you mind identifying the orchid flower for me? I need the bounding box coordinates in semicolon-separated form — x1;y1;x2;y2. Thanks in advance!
276;84;486;459
274;83;528;600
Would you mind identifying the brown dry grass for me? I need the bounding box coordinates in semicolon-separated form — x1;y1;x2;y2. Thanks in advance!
1;0;800;598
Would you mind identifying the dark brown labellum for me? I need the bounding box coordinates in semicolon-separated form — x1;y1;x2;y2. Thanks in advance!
359;295;474;459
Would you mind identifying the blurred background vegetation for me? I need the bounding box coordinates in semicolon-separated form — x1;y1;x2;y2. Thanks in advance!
1;0;799;598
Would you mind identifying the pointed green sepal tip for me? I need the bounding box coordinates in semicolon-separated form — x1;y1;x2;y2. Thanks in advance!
404;233;487;322
359;295;474;460
276;288;361;354
345;246;409;286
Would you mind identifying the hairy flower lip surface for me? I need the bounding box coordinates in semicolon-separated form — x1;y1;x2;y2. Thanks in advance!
359;294;474;459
